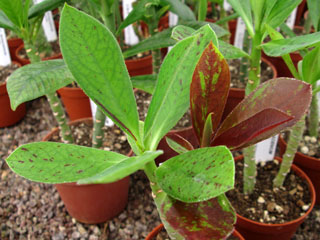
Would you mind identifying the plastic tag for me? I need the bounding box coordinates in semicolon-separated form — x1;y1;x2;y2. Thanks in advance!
223;0;232;11
90;99;114;127
33;0;57;42
255;135;279;162
286;7;297;29
234;18;246;50
122;0;139;46
0;28;11;66
168;12;179;51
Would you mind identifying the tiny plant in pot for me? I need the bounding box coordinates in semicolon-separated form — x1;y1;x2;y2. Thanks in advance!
5;5;312;240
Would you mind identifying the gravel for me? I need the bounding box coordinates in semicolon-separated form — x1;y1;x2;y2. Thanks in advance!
0;97;319;239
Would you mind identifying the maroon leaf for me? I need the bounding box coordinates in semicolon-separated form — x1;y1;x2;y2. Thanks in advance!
160;194;236;240
211;108;293;149
166;134;194;154
190;41;230;146
211;78;312;149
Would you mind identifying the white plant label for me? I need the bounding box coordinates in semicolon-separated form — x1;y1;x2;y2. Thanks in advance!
234;18;246;50
90;99;114;127
286;7;297;29
255;135;279;162
0;28;11;66
168;12;179;52
122;0;139;46
33;0;57;42
223;0;232;11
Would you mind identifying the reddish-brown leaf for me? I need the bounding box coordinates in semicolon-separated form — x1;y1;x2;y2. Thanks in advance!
211;108;293;149
166;134;194;154
190;41;230;146
211;78;312;149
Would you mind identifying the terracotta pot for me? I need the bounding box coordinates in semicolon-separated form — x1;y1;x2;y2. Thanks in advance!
234;156;316;240
295;0;307;26
278;135;320;205
57;87;92;121
8;38;23;62
222;57;278;121
43;118;130;224
15;44;62;66
125;54;153;77
145;224;245;240
0;61;26;127
228;19;237;45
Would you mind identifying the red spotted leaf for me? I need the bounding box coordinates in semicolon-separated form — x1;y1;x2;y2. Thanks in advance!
190;41;230;146
211;78;312;149
159;194;236;240
211;108;293;149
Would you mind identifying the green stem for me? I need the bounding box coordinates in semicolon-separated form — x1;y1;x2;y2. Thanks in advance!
309;94;319;138
92;107;106;148
147;20;161;74
304;12;312;34
47;92;73;143
219;4;230;43
100;0;116;34
243;145;257;194
239;30;250;84
273;116;305;187
245;32;262;95
24;42;41;63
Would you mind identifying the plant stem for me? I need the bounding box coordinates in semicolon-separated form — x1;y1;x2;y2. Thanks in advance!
243;145;257;194
219;3;230;43
92;107;106;148
147;8;161;74
309;93;319;138
25;40;73;143
273;116;305;187
239;30;250;84
47;92;73;143
243;31;262;194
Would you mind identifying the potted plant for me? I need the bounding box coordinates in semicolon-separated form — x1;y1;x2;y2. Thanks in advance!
261;7;320;205
5;4;314;239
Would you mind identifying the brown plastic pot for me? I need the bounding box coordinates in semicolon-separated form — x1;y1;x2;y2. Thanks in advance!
8;38;23;62
278;135;320;205
125;54;153;77
145;224;245;240
222;57;277;121
57;87;92;121
15;44;62;66
43;118;130;224
0;61;26;127
234;156;316;240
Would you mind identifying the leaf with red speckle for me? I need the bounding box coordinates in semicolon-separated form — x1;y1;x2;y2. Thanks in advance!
190;41;230;146
154;193;236;240
155;146;234;203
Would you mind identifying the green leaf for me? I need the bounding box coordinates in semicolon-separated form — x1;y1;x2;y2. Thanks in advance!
165;134;194;154
257;0;277;31
6;142;128;184
250;0;265;30
28;0;67;19
143;25;217;150
227;0;254;36
131;74;157;94
156;194;236;240
307;0;320;31
198;0;208;21
156;146;234;203
123;28;176;58
180;20;229;38
218;40;250;59
60;5;141;142
0;10;15;31
0;0;23;27
266;0;303;30
78;150;163;184
261;32;320;57
171;25;195;41
7;60;74;110
160;0;196;21
302;45;320;85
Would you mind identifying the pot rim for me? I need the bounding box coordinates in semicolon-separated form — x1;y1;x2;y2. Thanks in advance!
234;155;316;227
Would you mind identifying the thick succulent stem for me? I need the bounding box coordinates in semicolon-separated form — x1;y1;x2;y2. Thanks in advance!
309;94;319;138
92;107;106;148
47;92;73;143
273;116;305;187
25;40;73;143
239;30;250;84
243;145;257;194
147;15;161;74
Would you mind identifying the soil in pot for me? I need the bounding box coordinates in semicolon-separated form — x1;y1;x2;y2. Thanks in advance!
0;63;19;85
226;159;312;224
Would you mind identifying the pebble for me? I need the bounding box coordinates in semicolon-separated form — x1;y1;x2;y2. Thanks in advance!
310;137;317;143
301;146;309;154
257;196;265;204
302;205;310;211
